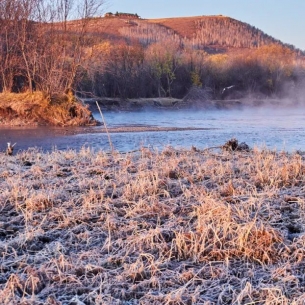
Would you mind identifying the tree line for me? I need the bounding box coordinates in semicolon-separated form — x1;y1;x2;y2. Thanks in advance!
81;39;304;100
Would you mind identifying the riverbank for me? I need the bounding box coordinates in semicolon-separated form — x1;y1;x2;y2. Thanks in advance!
82;97;185;111
1;147;305;304
83;96;245;111
0;92;98;127
83;96;298;112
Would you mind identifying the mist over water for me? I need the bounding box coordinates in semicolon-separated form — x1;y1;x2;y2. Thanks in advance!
1;105;305;153
93;106;305;152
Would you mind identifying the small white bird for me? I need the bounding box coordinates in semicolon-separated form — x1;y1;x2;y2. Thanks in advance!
6;142;16;156
222;85;235;94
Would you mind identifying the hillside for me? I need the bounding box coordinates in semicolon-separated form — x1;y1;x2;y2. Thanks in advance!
149;16;296;50
74;15;303;54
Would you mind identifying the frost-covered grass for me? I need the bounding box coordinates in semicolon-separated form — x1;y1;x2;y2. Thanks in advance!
1;147;305;304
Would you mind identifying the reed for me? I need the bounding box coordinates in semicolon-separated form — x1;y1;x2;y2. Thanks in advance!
96;100;114;152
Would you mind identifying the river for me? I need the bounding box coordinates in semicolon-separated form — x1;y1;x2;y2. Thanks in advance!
1;106;305;153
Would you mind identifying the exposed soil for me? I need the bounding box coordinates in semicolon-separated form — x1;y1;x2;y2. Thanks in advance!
1;146;305;304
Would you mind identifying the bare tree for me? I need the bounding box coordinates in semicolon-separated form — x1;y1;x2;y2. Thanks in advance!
0;0;105;94
0;0;23;91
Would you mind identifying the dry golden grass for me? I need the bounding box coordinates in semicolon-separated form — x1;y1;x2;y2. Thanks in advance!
0;91;97;126
1;147;305;304
148;16;228;40
66;17;130;40
66;15;232;49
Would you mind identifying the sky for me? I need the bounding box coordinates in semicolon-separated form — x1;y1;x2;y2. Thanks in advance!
105;0;305;51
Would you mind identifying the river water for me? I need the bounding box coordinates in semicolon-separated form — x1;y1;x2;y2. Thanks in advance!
1;106;305;153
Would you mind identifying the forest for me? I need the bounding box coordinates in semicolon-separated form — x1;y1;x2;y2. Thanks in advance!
1;0;305;102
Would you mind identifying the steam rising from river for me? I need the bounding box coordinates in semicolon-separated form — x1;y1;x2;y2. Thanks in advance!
2;75;305;153
2;99;305;153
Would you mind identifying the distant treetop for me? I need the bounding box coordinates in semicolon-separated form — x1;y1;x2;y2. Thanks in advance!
104;12;140;19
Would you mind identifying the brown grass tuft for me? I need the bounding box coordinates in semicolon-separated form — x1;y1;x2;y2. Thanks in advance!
0;91;97;126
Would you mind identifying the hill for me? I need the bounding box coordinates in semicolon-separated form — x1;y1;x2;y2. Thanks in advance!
71;15;303;55
149;15;300;51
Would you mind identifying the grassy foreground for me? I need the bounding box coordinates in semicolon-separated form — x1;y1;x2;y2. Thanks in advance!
0;92;97;126
0;147;305;304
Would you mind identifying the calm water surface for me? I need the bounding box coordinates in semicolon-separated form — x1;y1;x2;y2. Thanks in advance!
1;107;305;153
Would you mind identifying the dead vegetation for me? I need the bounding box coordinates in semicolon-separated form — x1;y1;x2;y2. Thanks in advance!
0;92;97;126
1;147;305;304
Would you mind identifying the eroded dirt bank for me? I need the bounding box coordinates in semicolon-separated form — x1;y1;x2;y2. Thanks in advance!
1;147;305;304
